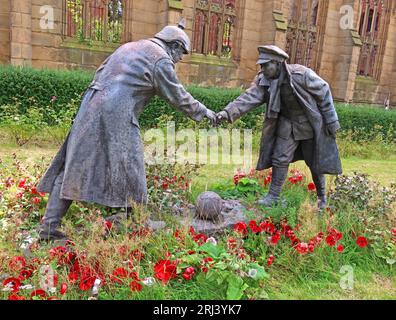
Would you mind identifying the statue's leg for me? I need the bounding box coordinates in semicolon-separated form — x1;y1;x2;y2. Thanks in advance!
301;139;327;210
257;136;298;207
38;171;72;241
311;172;326;210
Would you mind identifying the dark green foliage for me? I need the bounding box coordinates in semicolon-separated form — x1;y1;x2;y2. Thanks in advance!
0;65;395;140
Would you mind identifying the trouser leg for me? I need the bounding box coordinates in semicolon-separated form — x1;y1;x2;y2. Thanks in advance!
257;136;298;206
39;171;72;240
311;170;327;209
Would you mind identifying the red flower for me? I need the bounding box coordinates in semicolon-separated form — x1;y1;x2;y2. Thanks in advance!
104;221;113;231
192;233;207;245
337;245;345;253
227;237;237;250
182;266;195;280
31;289;47;299
248;220;262;234
60;283;67;295
288;177;297;184
264;175;271;186
153;260;177;283
234;222;248;236
162;182;169;189
18;178;26;188
328;228;343;241
233;172;246;185
130;281;142;292
79;276;96;291
110;267;128;284
268;231;281;245
325;234;336;246
307;182;316;191
356;236;368;248
296;242;309;254
3;277;21;292
68;272;79;283
32;197;41;204
8;294;26;300
30;186;39;195
267;255;274;266
18;268;33;281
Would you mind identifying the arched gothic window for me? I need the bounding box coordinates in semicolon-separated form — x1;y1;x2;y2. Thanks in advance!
63;0;129;43
285;0;326;71
193;0;237;58
357;0;391;78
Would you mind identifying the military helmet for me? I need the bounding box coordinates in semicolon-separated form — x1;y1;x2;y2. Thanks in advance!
257;45;289;64
154;24;191;54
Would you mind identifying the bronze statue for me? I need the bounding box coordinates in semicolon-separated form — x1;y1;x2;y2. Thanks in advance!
217;45;342;210
36;22;217;241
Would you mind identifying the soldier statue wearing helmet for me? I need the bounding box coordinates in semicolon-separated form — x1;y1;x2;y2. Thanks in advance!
217;45;342;211
36;20;217;241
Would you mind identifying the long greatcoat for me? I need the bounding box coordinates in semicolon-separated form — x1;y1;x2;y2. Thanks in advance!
37;39;208;207
224;63;342;175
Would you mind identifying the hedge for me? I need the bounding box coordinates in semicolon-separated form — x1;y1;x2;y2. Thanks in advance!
0;65;395;139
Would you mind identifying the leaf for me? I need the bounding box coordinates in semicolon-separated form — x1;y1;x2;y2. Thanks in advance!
199;242;225;259
226;274;248;300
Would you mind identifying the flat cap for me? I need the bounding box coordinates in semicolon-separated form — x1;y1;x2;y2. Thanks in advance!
257;45;289;64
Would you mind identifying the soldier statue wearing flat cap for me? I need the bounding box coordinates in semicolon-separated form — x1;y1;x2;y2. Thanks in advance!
36;20;218;241
217;45;342;210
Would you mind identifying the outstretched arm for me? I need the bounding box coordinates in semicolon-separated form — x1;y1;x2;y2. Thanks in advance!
222;75;268;123
153;58;209;122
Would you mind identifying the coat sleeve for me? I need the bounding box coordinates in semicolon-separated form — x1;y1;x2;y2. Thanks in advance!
153;58;208;122
223;75;268;122
304;70;338;125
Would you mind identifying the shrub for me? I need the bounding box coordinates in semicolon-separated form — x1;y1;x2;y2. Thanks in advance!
0;65;395;141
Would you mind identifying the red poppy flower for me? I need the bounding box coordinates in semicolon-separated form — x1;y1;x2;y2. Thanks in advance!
267;255;274;266
234;222;248;236
18;178;26;188
18;268;33;281
296;242;309;254
110;267;128;284
264;175;271;186
192;233;207;245
68;272;79;283
182;266;195;280
130;280;142;292
8;256;26;271
60;283;67;295
356;236;368;248
32;197;41;204
3;277;21;292
265;223;275;235
307;182;316;191
337;245;344;253
153;260;177;283
31;289;47;299
248;220;261;234
233;172;246;185
8;294;26;300
104;221;113;231
288;177;297;184
79;276;96;291
325;234;336;246
268;231;281;245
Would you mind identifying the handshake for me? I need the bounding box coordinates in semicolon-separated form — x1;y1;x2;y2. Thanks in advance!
204;109;230;127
